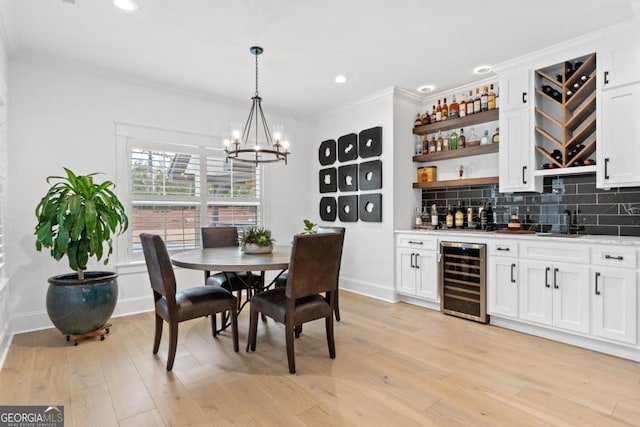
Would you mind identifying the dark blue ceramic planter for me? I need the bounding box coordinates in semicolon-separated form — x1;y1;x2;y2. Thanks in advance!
46;271;118;335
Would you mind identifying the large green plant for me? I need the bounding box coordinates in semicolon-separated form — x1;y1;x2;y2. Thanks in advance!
35;168;129;279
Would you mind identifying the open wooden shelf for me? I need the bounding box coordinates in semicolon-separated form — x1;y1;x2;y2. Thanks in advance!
413;176;499;189
412;143;498;162
412;109;499;135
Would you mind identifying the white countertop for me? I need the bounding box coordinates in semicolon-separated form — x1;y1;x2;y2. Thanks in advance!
395;229;640;246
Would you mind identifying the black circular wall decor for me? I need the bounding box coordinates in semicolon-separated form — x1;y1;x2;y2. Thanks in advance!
358;126;382;158
319;197;337;221
337;133;358;162
318;139;337;165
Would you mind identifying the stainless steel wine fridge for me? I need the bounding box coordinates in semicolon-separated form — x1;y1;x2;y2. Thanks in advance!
439;241;488;323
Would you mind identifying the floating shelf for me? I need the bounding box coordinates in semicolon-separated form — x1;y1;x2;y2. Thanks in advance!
413;109;499;135
412;143;499;162
413;176;499;189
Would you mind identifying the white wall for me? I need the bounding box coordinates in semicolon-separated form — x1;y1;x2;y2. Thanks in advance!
7;57;313;333
313;89;403;301
0;28;10;366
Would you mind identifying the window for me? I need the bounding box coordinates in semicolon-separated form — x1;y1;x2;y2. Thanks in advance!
116;124;261;263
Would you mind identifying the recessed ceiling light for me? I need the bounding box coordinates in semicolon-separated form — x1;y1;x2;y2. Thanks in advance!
473;65;493;75
335;75;347;84
114;0;138;11
417;85;435;93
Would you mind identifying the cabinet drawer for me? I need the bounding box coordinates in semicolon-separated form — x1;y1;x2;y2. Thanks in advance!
591;246;637;269
520;242;589;264
490;241;519;258
396;234;438;250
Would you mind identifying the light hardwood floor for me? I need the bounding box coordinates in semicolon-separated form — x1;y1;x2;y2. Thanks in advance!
0;291;639;426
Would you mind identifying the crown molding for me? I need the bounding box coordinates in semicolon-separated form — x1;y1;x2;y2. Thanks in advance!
315;86;396;121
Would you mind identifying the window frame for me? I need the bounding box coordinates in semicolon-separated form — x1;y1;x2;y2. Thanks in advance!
115;123;263;266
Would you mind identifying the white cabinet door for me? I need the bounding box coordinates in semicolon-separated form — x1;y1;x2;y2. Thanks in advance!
499;69;530;111
519;260;553;326
499;108;542;193
600;42;640;89
396;248;417;295
415;250;439;301
591;267;637;344
597;81;640;188
489;257;518;318
551;263;590;334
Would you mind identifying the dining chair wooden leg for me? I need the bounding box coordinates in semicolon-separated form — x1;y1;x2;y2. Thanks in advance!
230;308;239;352
326;315;336;359
167;322;179;371
248;308;259;352
334;291;341;321
285;320;296;374
210;313;217;337
294;324;302;338
153;314;163;354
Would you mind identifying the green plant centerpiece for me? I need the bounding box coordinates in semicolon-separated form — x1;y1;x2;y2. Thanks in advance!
301;219;317;234
240;226;275;254
35;168;129;342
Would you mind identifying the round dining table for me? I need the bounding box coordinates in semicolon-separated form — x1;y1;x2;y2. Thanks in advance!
171;245;291;273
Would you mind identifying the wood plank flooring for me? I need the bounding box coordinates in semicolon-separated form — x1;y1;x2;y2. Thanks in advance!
0;291;639;426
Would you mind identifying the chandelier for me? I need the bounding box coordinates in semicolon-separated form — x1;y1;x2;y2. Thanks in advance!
224;46;290;165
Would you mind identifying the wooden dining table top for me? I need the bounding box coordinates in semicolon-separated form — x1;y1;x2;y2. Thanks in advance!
171;245;292;272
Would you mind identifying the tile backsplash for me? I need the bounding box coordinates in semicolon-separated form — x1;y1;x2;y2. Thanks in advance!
421;173;640;236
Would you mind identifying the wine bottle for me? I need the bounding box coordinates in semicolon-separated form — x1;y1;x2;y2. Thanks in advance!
431;204;439;227
446;205;454;228
455;205;464;228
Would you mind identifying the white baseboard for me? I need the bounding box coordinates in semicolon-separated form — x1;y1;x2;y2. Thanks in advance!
340;277;396;303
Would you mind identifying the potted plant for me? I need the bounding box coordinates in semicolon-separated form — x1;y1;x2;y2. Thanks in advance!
240;226;275;254
301;219;317;234
35;168;129;341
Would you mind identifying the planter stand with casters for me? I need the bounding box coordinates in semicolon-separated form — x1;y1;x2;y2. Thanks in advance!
66;323;112;346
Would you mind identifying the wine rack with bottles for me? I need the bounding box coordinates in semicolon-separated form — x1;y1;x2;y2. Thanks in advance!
534;52;596;172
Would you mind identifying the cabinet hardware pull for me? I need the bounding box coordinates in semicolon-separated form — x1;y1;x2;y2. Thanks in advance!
604;71;609;85
545;267;550;288
522;166;527;185
415;254;420;269
522;92;527;104
604;158;610;180
497;247;510;251
410;253;415;268
408;240;424;245
510;263;516;283
595;272;601;295
604;254;623;261
553;267;559;289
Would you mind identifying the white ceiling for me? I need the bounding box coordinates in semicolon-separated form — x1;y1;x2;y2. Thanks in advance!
1;0;638;118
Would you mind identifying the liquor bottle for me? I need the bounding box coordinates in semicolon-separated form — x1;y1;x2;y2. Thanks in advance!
421;206;430;225
480;86;489;112
435;100;442;122
459;93;467;118
450;129;459;150
445;205;454;228
492;128;499;144
455;205;464;228
429;135;437;153
415;135;423;155
431;105;437;123
458;128;466;148
480;129;489;145
442;132;450;151
449;94;459;119
413;113;422;127
415;207;423;226
467;90;475;115
468;127;480;146
422;134;429;155
485;202;494;229
441;98;449;121
421;111;430;125
436;131;443;152
480;202;487;230
467;207;473;225
488;84;496;110
431;204;439;227
473;88;481;113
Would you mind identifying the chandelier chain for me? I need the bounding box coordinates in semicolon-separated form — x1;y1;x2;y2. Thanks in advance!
254;51;259;98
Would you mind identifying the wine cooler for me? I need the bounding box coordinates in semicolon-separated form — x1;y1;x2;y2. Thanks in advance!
439;241;488;323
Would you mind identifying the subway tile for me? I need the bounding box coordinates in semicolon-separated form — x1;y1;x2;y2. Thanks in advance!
458;189;483;199
620;226;640;236
559;194;597;204
583;225;619;236
598;214;640;226
577;204;618;215
597;192;640;204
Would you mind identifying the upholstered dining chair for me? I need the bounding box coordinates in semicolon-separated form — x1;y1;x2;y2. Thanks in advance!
140;233;239;371
275;226;345;323
247;232;344;374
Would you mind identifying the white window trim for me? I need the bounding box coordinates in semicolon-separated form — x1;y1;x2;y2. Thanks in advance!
115;122;264;267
